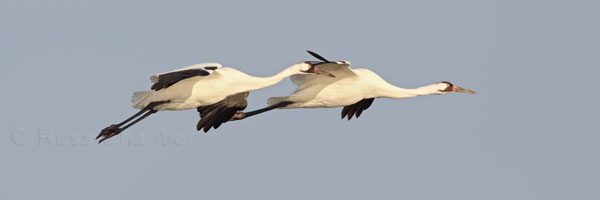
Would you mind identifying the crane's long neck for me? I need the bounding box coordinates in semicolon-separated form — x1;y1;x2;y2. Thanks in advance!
378;83;441;99
244;67;299;90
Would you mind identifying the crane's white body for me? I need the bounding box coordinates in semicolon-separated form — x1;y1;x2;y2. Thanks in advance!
268;62;450;109
132;62;311;110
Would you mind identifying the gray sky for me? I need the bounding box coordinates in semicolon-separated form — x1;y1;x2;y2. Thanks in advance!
1;0;599;199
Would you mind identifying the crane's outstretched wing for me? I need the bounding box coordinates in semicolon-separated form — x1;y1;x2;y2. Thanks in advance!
341;98;375;120
290;62;355;91
150;63;222;91
196;92;248;132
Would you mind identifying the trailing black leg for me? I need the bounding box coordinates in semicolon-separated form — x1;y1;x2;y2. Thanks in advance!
230;101;292;121
96;101;168;143
115;107;151;127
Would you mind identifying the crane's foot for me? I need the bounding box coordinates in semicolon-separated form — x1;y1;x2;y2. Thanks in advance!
230;112;246;121
96;124;122;143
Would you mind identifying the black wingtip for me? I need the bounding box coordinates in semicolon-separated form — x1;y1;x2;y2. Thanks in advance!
306;50;329;62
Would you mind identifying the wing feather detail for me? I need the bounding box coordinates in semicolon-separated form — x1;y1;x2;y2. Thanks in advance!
196;92;249;132
290;62;355;91
150;63;222;91
341;98;375;120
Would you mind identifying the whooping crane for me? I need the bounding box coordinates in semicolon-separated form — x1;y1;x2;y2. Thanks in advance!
231;51;476;121
96;61;334;143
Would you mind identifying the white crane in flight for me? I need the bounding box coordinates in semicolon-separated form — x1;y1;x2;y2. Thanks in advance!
231;51;476;121
97;60;334;143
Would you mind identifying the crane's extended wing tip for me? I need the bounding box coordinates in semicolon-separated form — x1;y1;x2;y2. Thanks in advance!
306;50;329;62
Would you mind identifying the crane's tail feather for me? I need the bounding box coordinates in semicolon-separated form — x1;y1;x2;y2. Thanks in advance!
132;91;156;109
267;97;288;107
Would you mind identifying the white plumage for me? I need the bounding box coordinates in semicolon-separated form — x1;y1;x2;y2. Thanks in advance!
131;63;312;110
243;51;476;120
271;66;467;108
97;50;475;143
97;61;331;143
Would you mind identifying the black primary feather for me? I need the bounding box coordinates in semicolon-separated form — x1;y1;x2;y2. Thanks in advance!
151;69;210;90
196;92;248;132
341;98;375;120
306;50;330;62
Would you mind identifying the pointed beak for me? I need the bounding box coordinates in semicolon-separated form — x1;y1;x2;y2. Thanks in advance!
454;86;476;94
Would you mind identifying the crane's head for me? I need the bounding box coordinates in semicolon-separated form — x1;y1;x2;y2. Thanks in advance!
297;62;336;78
436;81;476;94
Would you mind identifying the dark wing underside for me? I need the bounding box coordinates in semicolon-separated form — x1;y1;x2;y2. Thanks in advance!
151;69;210;91
341;98;375;120
196;92;249;132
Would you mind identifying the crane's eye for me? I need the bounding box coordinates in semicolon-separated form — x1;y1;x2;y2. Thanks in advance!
438;81;454;92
